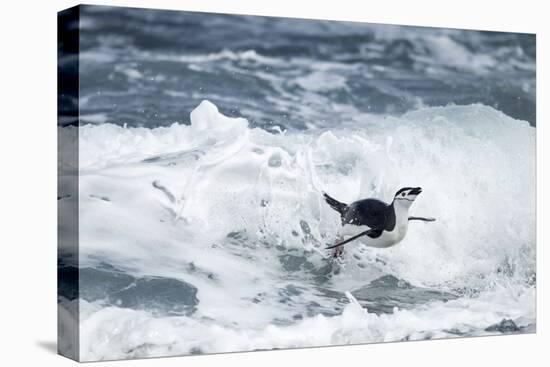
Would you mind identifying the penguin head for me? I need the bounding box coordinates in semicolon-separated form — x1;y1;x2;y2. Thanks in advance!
393;187;422;208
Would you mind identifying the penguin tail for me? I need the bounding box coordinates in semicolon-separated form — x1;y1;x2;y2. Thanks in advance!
323;192;348;216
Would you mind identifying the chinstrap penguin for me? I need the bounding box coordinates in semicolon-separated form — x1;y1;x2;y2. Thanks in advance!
323;187;435;258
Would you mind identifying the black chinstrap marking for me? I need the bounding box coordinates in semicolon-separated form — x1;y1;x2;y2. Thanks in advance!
395;197;415;202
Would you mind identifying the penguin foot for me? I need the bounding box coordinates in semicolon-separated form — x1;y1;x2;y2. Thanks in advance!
331;244;344;259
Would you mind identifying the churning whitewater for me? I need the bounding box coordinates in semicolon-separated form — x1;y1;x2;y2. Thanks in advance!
58;100;535;361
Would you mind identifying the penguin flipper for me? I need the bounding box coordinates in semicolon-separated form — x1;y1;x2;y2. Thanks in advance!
408;216;436;222
366;229;383;238
326;228;382;249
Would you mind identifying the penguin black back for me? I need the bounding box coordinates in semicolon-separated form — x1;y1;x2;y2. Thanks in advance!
323;193;396;231
345;199;396;231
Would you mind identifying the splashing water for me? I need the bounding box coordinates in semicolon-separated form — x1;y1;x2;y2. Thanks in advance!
58;100;535;360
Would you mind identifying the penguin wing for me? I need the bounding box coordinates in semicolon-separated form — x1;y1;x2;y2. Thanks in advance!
325;228;383;249
344;199;388;229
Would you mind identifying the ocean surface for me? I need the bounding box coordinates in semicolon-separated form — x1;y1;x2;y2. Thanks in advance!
58;5;536;361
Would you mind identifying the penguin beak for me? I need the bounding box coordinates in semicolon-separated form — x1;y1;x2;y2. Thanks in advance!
409;187;422;195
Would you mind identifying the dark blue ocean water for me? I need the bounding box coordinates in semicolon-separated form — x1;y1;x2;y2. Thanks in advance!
77;5;536;129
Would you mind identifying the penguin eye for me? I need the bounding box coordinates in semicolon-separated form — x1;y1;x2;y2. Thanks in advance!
402;192;406;197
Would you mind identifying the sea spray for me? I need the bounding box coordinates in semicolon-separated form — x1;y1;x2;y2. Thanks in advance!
59;101;536;360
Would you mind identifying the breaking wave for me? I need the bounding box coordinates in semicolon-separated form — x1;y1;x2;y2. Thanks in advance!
58;101;535;360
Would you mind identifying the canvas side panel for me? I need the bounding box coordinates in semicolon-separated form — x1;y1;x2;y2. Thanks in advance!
57;5;80;362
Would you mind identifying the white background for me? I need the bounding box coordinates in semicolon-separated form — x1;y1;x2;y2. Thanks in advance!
0;0;547;365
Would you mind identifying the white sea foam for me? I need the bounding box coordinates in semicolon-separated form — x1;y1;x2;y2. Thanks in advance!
62;100;535;360
78;285;534;361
